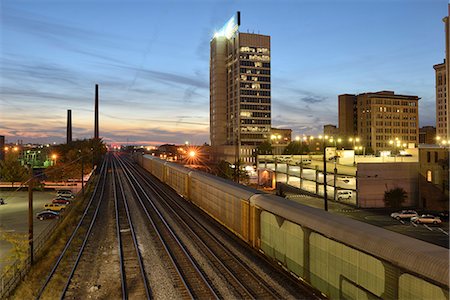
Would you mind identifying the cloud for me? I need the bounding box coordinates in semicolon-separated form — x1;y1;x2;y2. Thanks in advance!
301;96;325;104
126;65;208;89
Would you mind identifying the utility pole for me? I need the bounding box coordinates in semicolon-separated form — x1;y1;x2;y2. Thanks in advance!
81;155;85;196
323;144;328;211
28;165;33;264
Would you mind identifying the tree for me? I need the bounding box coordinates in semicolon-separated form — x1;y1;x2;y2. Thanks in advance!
383;187;407;208
283;141;309;155
215;160;233;179
256;141;273;155
0;153;28;187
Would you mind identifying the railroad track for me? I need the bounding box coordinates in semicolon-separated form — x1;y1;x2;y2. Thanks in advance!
36;157;109;300
115;154;219;299
119;155;282;299
111;157;151;299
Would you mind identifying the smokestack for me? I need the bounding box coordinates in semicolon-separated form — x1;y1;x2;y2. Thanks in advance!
0;135;5;161
67;110;72;144
94;84;99;140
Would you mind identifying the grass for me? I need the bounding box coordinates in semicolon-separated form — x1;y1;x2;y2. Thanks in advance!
7;178;98;300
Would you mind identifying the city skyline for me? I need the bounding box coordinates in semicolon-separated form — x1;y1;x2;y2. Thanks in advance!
0;0;447;145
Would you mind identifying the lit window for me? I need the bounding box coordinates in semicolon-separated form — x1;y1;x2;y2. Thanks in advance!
426;170;432;182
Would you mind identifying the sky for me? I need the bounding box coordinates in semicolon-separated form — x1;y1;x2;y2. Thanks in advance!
0;0;448;146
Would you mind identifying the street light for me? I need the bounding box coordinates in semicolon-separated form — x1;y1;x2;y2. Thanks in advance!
349;137;360;166
52;154;57;166
318;135;329;211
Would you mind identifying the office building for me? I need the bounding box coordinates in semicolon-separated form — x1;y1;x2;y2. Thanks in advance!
418;145;449;210
434;62;447;139
419;126;436;144
270;128;291;144
323;124;339;137
446;6;449;138
338;91;419;153
435;7;450;140
210;12;271;164
338;94;357;137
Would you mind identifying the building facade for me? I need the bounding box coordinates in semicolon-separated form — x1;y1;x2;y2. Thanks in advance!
418;145;449;210
210;13;271;164
434;62;447;139
339;91;419;153
446;7;449;138
323;124;339;137
270;128;291;144
338;94;358;137
419;126;436;144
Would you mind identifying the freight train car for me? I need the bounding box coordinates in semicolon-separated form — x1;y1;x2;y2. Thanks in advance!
250;194;449;300
189;171;260;242
134;153;449;300
164;162;191;198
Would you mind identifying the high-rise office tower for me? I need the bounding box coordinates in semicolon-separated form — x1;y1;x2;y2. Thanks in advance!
445;6;449;139
434;62;447;138
338;91;419;153
210;13;271;164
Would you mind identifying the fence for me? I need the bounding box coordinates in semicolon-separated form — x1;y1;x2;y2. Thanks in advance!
0;175;96;298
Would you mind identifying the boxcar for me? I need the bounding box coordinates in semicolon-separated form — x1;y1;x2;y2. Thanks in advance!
189;171;260;242
250;194;449;300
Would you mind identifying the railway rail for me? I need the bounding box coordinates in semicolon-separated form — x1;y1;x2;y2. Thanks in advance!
119;155;284;299
111;158;151;299
36;157;109;299
115;154;219;299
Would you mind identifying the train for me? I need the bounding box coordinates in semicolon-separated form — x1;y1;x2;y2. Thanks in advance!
134;153;449;300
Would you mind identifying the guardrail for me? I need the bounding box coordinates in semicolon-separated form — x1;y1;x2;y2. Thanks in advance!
0;175;96;299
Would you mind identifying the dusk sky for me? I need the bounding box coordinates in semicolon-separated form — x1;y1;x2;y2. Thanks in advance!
0;0;448;146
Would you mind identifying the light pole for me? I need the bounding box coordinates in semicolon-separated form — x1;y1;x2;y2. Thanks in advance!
329;137;341;202
319;135;329;211
349;137;360;166
79;150;84;196
28;164;34;264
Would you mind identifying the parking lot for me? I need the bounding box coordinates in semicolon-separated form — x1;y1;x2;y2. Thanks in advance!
0;190;57;272
286;193;449;249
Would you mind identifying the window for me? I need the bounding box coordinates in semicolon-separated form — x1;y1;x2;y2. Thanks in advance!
427;151;431;163
434;152;438;163
426;170;432;182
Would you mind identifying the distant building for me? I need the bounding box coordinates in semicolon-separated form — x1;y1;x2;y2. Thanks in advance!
323;124;338;137
338;91;419;153
418;145;449;210
338;94;357;137
270;128;291;144
434;62;447;139
419;126;436;144
210;12;271;165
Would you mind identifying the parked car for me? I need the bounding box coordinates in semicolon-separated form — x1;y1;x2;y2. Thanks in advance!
44;203;66;212
438;211;449;221
56;190;74;198
55;195;73;201
390;210;418;220
36;210;60;220
411;215;442;225
337;190;352;201
52;199;70;205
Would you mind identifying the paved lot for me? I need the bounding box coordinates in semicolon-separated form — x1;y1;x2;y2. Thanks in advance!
0;190;57;272
286;193;449;249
